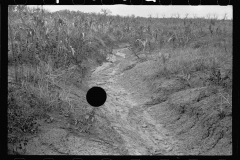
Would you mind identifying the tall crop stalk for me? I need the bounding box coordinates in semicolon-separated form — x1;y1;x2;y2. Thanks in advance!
8;22;19;83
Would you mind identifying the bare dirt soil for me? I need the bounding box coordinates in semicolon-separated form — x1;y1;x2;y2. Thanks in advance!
11;48;231;155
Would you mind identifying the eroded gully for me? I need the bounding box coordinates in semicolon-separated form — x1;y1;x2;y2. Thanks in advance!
87;55;179;155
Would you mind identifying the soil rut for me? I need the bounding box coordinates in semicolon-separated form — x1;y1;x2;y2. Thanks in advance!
21;50;231;155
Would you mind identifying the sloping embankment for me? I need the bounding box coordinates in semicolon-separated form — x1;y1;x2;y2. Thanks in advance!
115;59;232;155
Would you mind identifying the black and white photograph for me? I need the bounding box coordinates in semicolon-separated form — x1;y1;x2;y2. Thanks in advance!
8;5;232;155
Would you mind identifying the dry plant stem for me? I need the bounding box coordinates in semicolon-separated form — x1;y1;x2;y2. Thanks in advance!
218;92;231;106
136;39;148;53
8;23;19;83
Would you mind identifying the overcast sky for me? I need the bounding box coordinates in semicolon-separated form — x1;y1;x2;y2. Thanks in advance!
29;5;232;19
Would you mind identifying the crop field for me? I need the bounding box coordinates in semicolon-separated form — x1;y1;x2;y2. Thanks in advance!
8;5;232;155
